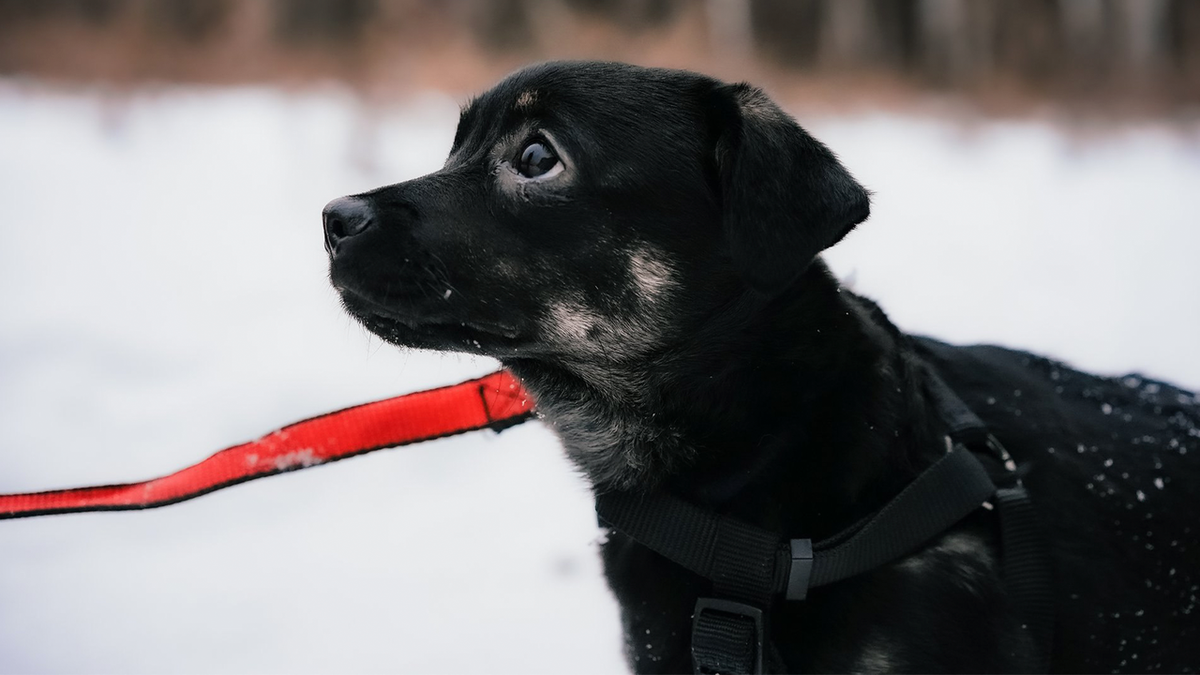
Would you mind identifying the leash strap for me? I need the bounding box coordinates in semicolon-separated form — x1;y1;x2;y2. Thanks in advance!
0;365;1054;671
0;371;534;520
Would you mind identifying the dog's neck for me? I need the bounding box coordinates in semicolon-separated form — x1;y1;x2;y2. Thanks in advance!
505;260;945;537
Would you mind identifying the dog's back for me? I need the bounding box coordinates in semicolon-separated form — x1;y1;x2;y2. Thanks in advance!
919;338;1200;672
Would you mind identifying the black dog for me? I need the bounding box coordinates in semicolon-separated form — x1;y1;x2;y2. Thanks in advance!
323;61;1199;673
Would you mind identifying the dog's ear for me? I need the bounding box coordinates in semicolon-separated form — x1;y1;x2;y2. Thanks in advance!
708;83;870;294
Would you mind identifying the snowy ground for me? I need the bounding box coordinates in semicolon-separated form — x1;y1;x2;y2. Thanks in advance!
0;80;1197;674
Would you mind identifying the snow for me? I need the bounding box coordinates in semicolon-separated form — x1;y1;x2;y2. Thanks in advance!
1;80;1198;674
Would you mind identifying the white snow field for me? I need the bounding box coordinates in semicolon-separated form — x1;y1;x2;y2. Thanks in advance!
1;81;1197;674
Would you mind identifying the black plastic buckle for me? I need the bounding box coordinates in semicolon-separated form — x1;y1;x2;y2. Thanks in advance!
785;538;813;601
692;598;765;674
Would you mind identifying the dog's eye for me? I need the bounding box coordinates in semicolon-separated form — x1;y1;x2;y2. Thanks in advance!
517;141;560;179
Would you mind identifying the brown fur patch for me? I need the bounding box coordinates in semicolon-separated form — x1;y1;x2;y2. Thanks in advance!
514;89;538;110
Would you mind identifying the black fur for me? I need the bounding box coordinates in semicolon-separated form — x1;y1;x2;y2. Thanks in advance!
324;61;1200;673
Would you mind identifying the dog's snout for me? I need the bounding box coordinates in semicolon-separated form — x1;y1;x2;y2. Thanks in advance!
323;196;375;252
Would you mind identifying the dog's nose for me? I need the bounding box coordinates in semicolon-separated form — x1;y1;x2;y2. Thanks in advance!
323;196;375;252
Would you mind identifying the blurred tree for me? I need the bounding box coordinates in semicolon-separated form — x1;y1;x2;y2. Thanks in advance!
461;0;535;51
750;0;823;68
565;0;682;30
273;0;375;43
147;0;231;42
0;0;122;24
1166;0;1200;79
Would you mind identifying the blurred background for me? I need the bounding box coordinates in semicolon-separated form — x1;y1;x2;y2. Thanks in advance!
3;0;1200;110
1;2;1198;673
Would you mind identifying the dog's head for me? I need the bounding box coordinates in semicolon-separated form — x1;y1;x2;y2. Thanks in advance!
324;61;868;369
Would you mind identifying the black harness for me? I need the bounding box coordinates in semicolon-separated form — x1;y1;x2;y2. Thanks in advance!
596;372;1055;674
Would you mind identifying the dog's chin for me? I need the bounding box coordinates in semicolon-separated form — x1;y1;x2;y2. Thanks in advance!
338;288;531;357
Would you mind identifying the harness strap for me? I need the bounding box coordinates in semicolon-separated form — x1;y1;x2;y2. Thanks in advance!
594;490;782;605
598;371;1055;674
0;371;534;520
927;371;1055;673
598;445;997;674
996;485;1055;673
808;444;997;587
596;445;997;598
925;366;990;442
594;490;785;673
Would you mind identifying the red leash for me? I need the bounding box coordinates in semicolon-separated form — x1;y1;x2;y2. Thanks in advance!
0;371;534;520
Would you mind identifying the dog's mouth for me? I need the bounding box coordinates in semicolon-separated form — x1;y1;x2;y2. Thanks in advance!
336;284;531;354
